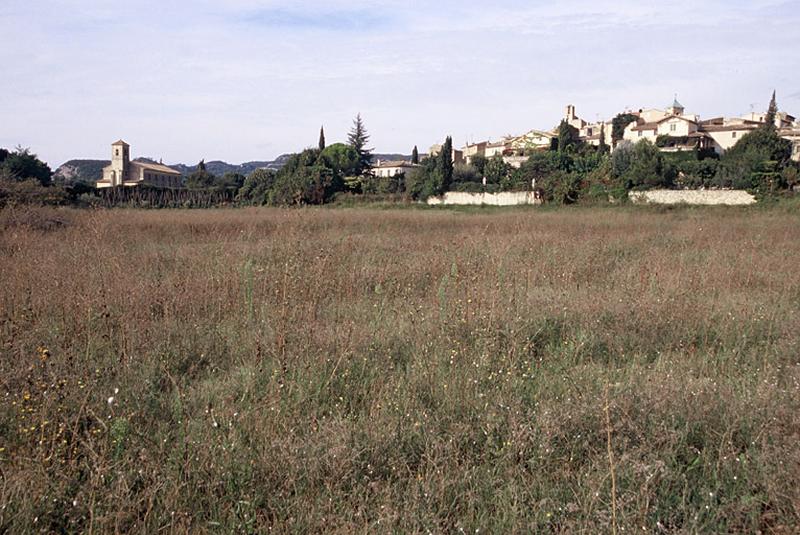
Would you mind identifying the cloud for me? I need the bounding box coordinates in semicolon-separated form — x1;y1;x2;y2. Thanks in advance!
239;7;391;31
1;0;798;166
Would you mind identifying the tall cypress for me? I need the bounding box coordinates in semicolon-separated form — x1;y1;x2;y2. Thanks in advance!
439;136;453;192
598;123;608;153
318;126;326;151
411;145;419;164
764;90;778;131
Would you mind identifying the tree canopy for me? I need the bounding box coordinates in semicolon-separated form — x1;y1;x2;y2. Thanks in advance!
612;113;639;143
320;143;360;178
557;121;579;153
1;147;52;186
185;161;216;189
236;168;276;204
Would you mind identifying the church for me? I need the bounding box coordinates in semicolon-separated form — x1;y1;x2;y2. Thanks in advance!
96;140;183;188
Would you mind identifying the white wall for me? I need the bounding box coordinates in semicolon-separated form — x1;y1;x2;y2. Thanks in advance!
373;167;408;178
624;128;658;144
706;130;744;154
427;191;540;206
629;190;756;206
484;145;506;158
657;118;694;136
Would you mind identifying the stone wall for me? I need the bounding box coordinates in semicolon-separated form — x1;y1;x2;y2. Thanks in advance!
628;190;756;206
427;191;540;206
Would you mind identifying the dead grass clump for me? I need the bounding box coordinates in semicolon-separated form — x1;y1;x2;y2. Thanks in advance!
0;206;72;232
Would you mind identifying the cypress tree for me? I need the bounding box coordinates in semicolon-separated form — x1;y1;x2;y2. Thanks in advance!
439;136;453;192
557;120;578;153
411;145;419;164
764;90;778;131
598;123;608;153
318;126;326;151
347;113;372;174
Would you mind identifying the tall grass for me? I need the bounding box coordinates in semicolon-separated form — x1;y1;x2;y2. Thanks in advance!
1;205;798;533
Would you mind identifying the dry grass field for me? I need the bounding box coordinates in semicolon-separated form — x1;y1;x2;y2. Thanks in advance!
1;205;799;533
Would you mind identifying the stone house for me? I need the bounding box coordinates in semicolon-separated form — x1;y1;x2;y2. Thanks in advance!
371;160;420;178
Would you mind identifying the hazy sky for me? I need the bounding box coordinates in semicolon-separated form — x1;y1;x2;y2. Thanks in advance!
2;0;799;167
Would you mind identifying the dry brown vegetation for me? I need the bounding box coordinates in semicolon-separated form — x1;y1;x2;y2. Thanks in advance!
1;205;799;533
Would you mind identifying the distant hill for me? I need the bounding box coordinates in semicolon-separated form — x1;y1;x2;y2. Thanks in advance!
53;159;110;183
54;153;411;184
147;158;289;178
371;154;412;163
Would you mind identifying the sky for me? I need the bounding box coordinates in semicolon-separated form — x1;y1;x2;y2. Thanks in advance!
1;0;799;167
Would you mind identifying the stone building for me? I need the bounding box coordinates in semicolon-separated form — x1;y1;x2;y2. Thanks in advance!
96;140;182;188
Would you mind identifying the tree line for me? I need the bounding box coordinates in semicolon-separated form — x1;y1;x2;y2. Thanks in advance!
2;95;798;209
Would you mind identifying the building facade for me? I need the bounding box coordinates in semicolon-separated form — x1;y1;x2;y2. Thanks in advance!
371;160;420;178
96;140;182;188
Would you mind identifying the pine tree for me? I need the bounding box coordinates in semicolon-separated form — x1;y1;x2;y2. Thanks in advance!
198;159;207;172
439;136;453;192
764;90;778;131
411;145;419;164
347;113;372;174
318;126;326;151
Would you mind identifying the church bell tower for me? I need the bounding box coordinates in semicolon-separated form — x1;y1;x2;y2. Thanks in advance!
111;140;130;186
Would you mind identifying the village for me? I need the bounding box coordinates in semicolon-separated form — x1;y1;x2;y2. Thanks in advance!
416;97;800;171
95;96;800;194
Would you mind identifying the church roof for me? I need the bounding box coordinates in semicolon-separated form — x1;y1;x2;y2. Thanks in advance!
670;98;683;109
131;160;181;175
112;139;130;146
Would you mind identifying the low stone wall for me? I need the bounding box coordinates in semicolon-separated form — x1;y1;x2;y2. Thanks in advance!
628;189;756;206
427;191;540;206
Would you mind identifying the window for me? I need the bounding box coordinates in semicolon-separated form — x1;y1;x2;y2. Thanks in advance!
115;149;119;156
638;131;643;138
670;123;677;132
732;131;737;138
